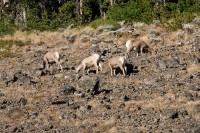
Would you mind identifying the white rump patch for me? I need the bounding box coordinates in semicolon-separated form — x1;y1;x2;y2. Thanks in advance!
55;52;60;60
126;40;132;48
119;57;124;64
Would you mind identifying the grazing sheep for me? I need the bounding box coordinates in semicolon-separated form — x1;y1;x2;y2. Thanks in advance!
108;56;127;77
76;53;102;74
43;51;63;72
125;39;149;58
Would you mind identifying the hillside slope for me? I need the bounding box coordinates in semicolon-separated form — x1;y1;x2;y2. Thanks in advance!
0;22;200;132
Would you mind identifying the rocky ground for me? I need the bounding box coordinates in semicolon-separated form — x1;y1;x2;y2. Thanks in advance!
0;22;200;133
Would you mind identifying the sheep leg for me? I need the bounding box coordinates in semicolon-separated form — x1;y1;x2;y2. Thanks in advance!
124;66;127;74
140;47;143;56
59;63;63;72
94;63;99;74
113;69;116;76
120;65;126;76
44;57;49;70
83;64;86;74
136;52;139;57
99;63;102;71
46;62;49;70
109;64;113;77
55;59;63;72
86;68;90;74
125;52;129;59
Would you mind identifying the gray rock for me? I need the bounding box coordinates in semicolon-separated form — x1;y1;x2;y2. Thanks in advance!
58;85;76;95
49;95;68;105
80;29;94;36
160;109;179;120
63;34;77;43
97;25;114;31
77;76;100;95
143;78;158;85
80;36;90;43
90;37;102;44
158;61;167;69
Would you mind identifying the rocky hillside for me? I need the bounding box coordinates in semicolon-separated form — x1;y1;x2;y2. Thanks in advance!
0;21;200;133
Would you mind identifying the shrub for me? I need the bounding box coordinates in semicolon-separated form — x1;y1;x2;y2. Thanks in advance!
0;22;16;36
0;40;31;58
89;18;121;30
107;0;154;23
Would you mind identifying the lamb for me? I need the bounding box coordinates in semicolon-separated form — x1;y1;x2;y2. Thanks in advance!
76;53;102;74
43;51;63;72
125;39;149;58
108;56;127;77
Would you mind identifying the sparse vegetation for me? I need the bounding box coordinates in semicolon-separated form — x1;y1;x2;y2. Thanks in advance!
89;19;121;30
0;40;31;57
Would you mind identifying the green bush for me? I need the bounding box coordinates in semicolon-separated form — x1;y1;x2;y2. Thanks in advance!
89;18;121;30
0;22;16;36
157;0;199;30
107;0;154;23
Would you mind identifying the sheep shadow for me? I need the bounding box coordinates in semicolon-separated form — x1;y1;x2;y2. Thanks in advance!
125;63;139;76
108;63;139;76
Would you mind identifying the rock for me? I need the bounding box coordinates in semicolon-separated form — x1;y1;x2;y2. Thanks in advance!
7;108;26;120
63;34;77;43
58;85;76;95
49;95;68;105
80;36;90;43
80;29;94;36
158;61;167;69
192;85;200;91
122;95;130;102
80;105;92;112
54;73;64;78
17;97;27;106
97;25;114;31
160;109;179;120
43;125;53;131
77;76;100;95
103;38;114;44
5;71;34;85
143;78;158;85
90;37;102;44
12;125;24;133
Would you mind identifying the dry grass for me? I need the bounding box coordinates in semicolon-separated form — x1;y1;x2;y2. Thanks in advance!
97;117;116;132
187;63;200;74
125;91;200;120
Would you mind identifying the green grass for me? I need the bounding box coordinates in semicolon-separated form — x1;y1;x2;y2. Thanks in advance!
0;40;31;58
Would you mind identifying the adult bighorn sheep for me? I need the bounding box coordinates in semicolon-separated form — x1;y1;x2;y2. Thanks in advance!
43;51;63;72
125;39;149;58
108;56;127;77
76;53;102;74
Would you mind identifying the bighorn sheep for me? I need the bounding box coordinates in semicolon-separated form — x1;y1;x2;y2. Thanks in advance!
76;53;102;74
43;51;63;72
125;39;149;58
108;56;127;77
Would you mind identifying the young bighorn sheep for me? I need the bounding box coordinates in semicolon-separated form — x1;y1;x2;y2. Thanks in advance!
108;56;127;77
76;53;102;74
43;51;63;72
125;39;149;58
